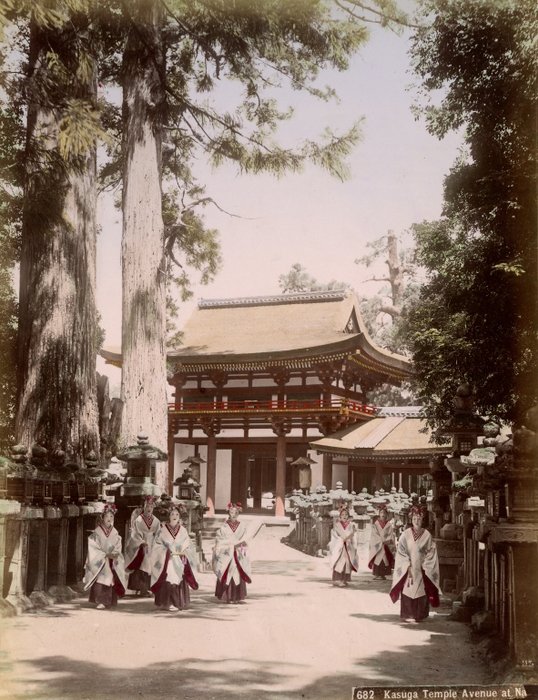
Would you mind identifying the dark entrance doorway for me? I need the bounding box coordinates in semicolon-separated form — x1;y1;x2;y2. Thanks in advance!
247;455;276;510
230;445;306;513
231;450;276;512
230;451;277;513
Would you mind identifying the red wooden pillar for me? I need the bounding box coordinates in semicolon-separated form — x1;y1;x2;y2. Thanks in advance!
275;434;286;517
272;419;290;517
206;434;217;515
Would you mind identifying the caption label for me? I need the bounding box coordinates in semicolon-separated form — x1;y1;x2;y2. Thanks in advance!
352;686;528;700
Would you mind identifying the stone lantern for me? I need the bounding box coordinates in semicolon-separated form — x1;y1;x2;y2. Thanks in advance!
174;463;208;569
84;450;106;503
441;384;485;463
290;455;316;494
49;450;72;505
487;406;538;671
115;432;166;542
309;485;333;552
437;385;486;535
180;454;206;484
350;490;371;534
117;433;165;503
174;465;200;501
30;444;49;506
6;445;34;504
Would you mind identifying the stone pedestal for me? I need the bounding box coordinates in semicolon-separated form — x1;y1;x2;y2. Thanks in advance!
4;517;32;613
45;506;69;596
62;505;82;587
435;536;464;593
0;501;21;610
504;472;538;523
314;503;333;552
5;506;45;613
176;498;207;568
489;522;538;673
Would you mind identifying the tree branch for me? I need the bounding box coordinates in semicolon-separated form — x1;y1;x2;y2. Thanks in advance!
183;196;253;219
160;0;223;78
336;0;425;30
361;276;391;283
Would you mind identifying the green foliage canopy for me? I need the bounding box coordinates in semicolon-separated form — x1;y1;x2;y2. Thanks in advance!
404;0;537;429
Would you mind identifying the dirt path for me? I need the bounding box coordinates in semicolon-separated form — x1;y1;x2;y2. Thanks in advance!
0;524;490;700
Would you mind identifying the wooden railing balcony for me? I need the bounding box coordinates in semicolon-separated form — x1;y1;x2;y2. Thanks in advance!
168;398;378;418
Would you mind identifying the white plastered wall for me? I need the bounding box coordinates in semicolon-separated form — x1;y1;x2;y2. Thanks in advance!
215;449;232;510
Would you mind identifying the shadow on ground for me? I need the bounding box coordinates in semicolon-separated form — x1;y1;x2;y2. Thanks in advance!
253;560;317;575
299;573;393;591
6;621;493;700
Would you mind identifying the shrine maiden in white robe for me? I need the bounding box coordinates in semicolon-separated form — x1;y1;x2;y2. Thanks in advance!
212;520;252;589
368;518;395;575
124;511;161;583
150;523;198;592
390;526;440;612
83;524;127;596
329;520;359;575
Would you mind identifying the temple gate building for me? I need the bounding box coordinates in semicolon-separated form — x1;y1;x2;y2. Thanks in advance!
163;290;412;516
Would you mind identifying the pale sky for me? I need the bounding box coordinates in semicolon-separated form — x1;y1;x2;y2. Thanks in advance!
96;16;462;386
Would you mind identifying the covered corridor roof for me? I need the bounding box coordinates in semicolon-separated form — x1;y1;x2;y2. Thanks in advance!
310;416;450;460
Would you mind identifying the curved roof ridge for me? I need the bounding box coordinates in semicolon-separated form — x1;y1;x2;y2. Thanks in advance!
199;289;348;309
378;406;425;418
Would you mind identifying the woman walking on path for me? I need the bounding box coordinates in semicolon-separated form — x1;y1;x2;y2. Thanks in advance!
124;495;160;596
212;503;252;603
368;505;395;580
150;504;199;612
390;505;441;622
83;504;127;610
329;506;359;587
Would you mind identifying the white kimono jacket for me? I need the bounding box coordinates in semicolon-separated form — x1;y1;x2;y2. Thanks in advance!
124;512;161;576
212;520;252;586
368;519;395;569
83;525;127;594
390;527;441;605
329;520;359;573
150;524;198;589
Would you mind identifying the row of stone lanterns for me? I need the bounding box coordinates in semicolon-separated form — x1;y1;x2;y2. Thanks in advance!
283;482;423;555
426;385;538;673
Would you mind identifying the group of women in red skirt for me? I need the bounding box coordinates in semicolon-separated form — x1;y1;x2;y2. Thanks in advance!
329;502;441;622
83;496;440;623
82;498;251;613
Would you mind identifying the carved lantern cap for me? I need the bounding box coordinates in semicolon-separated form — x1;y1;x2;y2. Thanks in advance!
310;486;330;503
436;383;486;436
460;447;496;467
30;444;48;468
329;481;352;500
370;496;390;508
180;455;206;465
290;456;317;466
117;433;167;462
85;450;99;468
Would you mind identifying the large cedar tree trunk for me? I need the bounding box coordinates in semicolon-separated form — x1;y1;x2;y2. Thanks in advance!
16;22;100;461
121;0;168;489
